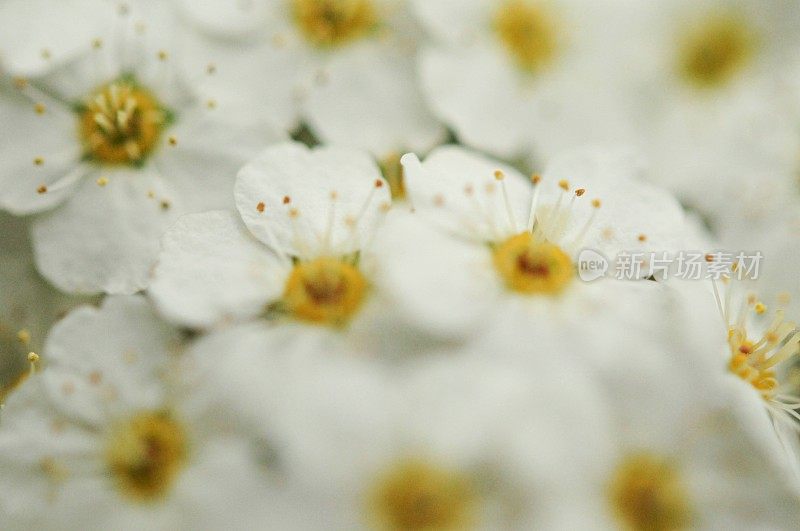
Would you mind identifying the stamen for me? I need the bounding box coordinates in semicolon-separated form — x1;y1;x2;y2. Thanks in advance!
27;352;40;374
526;174;542;232
570;197;602;251
494;170;518;233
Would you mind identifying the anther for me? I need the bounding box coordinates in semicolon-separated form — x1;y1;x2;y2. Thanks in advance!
638;234;647;242
494;170;505;181
92;38;103;49
206;99;217;109
17;329;30;344
591;199;601;208
374;179;384;188
168;136;177;146
41;49;51;60
575;188;586;197
558;179;569;191
283;196;291;205
37;185;48;194
206;63;217;75
256;202;266;213
160;200;171;210
157;50;168;61
96;177;109;187
755;302;766;315
33;157;44;166
34;103;46;114
531;174;542;185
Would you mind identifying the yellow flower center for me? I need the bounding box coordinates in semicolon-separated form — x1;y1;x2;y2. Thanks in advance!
283;257;368;325
369;459;476;530
677;14;755;89
608;453;692;531
105;411;187;502
493;0;558;73
492;232;573;295
291;0;378;48
79;79;167;165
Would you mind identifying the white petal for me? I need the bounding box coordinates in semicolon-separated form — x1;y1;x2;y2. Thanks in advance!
40;295;178;425
401;145;531;241
31;166;182;294
541;147;691;256
370;211;498;339
176;31;307;132
0;377;99;521
150;210;289;329
0;0;115;75
155;109;287;213
304;44;444;156
175;0;272;39
420;45;534;159
0;93;85;214
235;142;390;258
411;0;491;45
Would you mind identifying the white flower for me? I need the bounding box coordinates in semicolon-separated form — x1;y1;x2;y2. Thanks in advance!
186;320;610;529
609;0;800;223
175;0;444;162
0;295;273;530
413;0;637;161
467;285;800;529
0;4;284;294
149;141;392;330
379;145;695;338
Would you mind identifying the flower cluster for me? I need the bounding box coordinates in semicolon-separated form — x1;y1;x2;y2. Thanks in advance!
1;1;800;530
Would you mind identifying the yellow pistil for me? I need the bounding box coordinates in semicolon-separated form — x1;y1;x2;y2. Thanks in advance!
291;0;378;48
608;453;692;531
78;80;167;165
105;411;187;502
493;232;573;295
677;13;755;89
369;459;476;531
283;257;368;325
493;0;558;73
727;314;800;401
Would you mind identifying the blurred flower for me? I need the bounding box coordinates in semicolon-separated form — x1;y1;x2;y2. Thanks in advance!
150;141;392;331
475;282;800;529
0;3;284;294
186;319;611;529
614;0;800;224
175;0;444;161
0;296;270;530
413;0;636;161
